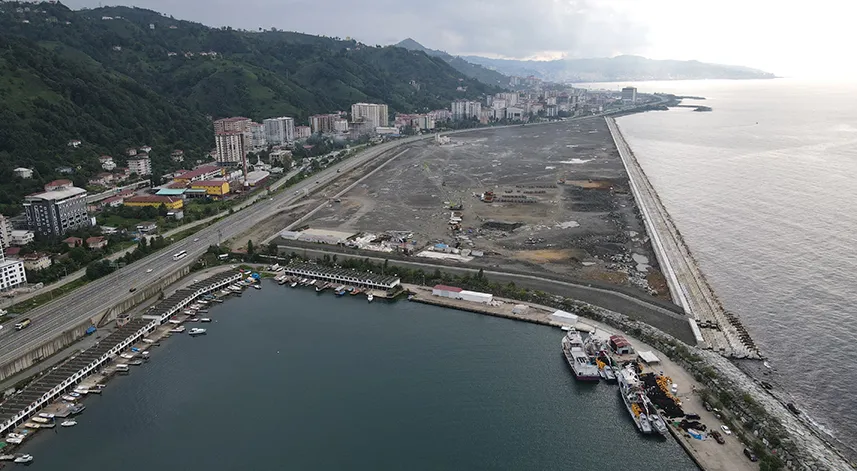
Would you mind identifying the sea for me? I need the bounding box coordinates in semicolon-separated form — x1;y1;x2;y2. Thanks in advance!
18;285;695;470
603;78;857;454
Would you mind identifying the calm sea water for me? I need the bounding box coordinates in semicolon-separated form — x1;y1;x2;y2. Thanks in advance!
19;284;695;470
610;78;857;449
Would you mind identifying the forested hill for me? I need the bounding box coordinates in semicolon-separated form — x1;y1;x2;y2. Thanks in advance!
0;3;497;213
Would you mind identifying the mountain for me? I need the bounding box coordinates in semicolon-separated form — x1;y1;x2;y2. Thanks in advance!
395;38;510;87
0;4;499;213
460;54;776;82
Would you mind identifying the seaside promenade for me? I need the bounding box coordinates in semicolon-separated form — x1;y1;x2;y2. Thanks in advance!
606;117;759;359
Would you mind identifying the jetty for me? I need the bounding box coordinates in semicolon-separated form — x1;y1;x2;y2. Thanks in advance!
282;262;400;296
606;117;759;359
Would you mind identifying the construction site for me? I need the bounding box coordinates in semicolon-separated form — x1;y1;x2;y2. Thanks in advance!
299;118;669;298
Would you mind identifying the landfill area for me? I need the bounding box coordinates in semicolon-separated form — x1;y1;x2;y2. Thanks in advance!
304;118;668;297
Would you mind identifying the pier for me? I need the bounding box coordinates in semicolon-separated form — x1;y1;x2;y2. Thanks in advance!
282;262;401;294
606;117;759;359
0;271;242;437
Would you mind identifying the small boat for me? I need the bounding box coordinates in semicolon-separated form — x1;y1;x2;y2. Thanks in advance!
350;288;362;296
189;328;207;336
87;387;103;394
308;280;317;286
115;364;130;374
23;422;40;429
169;326;186;333
188;317;200;323
200;318;212;323
61;395;77;401
38;422;55;429
253;284;261;290
73;387;89;395
168;319;182;325
367;293;374;302
198;309;209;314
69;404;86;415
14;454;33;464
61;420;77;427
5;437;23;445
31;417;50;424
213;298;224;303
142;338;155;344
68;392;81;398
127;359;143;366
119;353;135;359
38;413;55;419
197;300;209;305
290;281;298;288
0;453;18;460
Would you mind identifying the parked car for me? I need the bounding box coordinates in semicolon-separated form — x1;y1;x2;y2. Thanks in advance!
720;425;732;435
685;413;701;420
710;431;725;444
129;287;137;292
743;448;758;462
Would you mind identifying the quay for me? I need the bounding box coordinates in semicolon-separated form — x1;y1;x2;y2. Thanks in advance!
282;262;401;296
606;116;759;359
0;271;242;438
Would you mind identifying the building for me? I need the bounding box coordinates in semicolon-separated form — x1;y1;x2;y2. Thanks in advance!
128;156;152;176
451;100;482;120
309;114;338;134
263;117;295;145
13;168;33;179
86;236;108;250
545;105;558;117
621;87;637;104
0;215;10;249
174;165;225;184
22;252;52;271
351;103;389;129
333;118;349;133
0;251;26;291
88;173;115;187
124;195;183;210
136;222;157;233
24;183;89;237
269;149;293;165
295;126;311;139
171;150;185;162
609;335;634;355
247;122;267;151
214;132;246;165
431;284;494;303
9;230;34;246
213;117;252;133
506;107;524;121
428;109;452;122
63;236;83;248
190;180;230;197
244;170;270;187
101;159;116;171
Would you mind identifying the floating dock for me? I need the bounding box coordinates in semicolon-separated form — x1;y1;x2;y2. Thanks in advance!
282;262;400;295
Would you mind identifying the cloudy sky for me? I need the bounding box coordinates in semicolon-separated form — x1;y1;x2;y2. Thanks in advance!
65;0;856;77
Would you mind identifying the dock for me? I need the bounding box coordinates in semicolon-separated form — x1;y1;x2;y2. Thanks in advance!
282;262;401;296
606;117;760;359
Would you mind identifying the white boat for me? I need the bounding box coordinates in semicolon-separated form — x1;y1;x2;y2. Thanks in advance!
168;319;182;325
197;299;209;305
5;437;23;445
38;413;55;419
142;338;155;344
14;454;33;464
188;328;207;336
73;387;89;395
290;281;298;288
367;293;374;302
561;330;601;381
31;417;50;424
119;353;135;359
115;364;130;374
618;366;653;434
38;422;55;429
200;318;212;323
61;395;77;401
169;326;186;333
61;420;77;427
253;284;261;289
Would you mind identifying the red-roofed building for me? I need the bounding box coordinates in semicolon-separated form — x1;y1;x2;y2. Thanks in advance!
4;246;21;258
190;180;229;197
173;165;224;184
609;335;634;355
432;285;463;298
44;179;73;191
86;236;108;250
63;236;83;248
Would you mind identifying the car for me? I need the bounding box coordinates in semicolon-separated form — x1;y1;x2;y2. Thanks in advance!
146;269;153;273
685;413;701;420
720;425;732;435
743;448;758;462
193;238;199;242
710;431;725;444
129;287;137;293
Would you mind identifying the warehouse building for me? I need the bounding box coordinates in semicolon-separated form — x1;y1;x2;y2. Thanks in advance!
431;284;493;304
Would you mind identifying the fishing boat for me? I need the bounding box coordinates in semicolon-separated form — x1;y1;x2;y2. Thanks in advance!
618;366;653;434
200;318;212;323
189;328;207;336
350;288;362;296
335;286;347;296
14;454;33;464
38;413;55;419
169;326;186;333
31;417;50;424
197;299;209;305
561;330;601;381
61;420;77;427
367;293;374;303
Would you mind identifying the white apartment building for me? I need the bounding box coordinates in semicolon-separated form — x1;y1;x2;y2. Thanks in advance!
451;100;481;121
14;168;33;179
350;103;389;129
0;251;26;292
497;92;518;106
309;114;339;134
0;215;9;249
622;87;637;104
127;156;152;176
10;230;34;246
263;117;295;145
248;122;267;151
215;132;246;165
213;117;252;133
333;119;349;133
295;126;311;139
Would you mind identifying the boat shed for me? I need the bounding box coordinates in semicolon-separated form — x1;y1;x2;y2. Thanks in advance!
432;284;463;298
550;310;579;325
637;351;660;365
609;335;634;355
458;290;493;304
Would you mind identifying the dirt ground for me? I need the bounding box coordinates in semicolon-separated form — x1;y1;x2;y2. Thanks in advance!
304;118;666;296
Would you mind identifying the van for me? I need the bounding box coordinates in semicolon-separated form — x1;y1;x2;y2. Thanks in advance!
743;448;758;462
15;318;32;330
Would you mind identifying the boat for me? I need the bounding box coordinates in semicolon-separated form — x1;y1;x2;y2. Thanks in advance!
167;319;182;325
335;287;346;296
618;366;653;434
367;293;374;303
14;454;33;464
119;353;135;359
561;330;601;381
73;387;89;395
290;281;298;288
128;359;143;366
61;395;77;402
350;288;362;296
38;413;55;419
37;422;55;429
169;326;186;333
5;437;22;445
61;420;77;427
69;404;86;415
197;309;209;314
142;338;155;344
0;453;17;461
115;364;130;374
200;318;212;323
188;317;200;322
31;417;50;424
197;299;209;305
189;328;207;336
315;282;328;293
23;422;40;429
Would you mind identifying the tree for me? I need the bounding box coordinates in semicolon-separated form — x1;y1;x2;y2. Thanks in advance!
246;239;254;255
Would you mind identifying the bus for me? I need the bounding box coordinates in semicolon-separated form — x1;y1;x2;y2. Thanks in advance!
15;318;31;330
172;250;188;261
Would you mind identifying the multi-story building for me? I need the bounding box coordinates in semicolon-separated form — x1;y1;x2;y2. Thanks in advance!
263;117;295;145
0;250;26;291
428;109;452;122
215;131;246;165
295;126;312;139
622;87;637;104
13;168;33;179
22;252;51;271
350;103;389;129
24;182;89;237
0;214;10;249
128;156;152;176
309;114;339;134
333;119;349;133
123;195;184;210
545;105;558;117
497;92;518;106
451;100;482;120
190;180;230;197
247;122;267;151
173;165;225;184
171;150;185;162
213;117;252;133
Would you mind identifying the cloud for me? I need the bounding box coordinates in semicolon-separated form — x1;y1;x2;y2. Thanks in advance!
63;0;649;59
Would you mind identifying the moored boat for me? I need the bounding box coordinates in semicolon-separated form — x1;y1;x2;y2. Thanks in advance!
200;318;212;323
61;420;77;427
31;417;50;424
561;330;601;381
14;454;33;464
61;395;77;402
189;328;207;336
350;288;362;296
169;326;186;333
618;366;654;434
367;293;374;302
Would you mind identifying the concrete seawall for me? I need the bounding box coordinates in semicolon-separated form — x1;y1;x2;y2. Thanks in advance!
605;117;759;359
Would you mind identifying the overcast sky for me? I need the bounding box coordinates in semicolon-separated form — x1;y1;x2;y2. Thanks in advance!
64;0;856;77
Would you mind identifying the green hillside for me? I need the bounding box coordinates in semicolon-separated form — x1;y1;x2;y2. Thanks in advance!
0;3;498;214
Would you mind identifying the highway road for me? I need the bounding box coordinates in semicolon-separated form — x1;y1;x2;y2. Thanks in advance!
0;136;425;372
